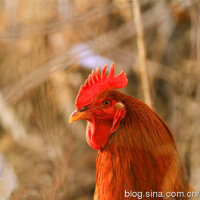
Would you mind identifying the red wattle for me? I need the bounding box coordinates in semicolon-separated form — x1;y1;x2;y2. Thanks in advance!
86;120;113;150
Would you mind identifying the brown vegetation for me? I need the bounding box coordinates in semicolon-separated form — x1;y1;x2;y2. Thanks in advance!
0;0;199;199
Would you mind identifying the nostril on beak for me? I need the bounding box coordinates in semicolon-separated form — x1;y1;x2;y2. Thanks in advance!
69;109;90;123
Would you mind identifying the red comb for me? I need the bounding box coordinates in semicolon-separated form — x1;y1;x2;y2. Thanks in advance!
75;64;128;109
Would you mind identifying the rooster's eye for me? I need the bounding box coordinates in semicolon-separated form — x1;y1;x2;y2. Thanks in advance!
102;99;111;107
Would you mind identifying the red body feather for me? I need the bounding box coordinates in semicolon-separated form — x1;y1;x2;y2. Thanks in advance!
94;91;189;200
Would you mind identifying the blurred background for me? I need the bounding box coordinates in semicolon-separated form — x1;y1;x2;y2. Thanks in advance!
0;0;200;199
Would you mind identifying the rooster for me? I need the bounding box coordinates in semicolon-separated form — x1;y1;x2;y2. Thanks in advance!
69;64;191;200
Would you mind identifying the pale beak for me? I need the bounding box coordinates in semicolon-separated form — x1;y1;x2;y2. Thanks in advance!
69;109;90;123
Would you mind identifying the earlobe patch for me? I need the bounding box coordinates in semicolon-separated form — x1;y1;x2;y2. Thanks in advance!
115;102;124;109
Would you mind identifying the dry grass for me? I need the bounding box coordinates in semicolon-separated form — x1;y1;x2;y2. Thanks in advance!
0;0;199;199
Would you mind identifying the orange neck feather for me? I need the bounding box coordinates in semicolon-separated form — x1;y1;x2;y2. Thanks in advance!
96;93;189;200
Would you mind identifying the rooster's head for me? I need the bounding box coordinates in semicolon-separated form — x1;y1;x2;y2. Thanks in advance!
69;64;128;150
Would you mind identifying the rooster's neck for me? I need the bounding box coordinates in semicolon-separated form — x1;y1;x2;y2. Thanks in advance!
95;102;189;200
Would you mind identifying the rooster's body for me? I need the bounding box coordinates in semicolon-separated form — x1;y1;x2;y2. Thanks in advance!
69;64;190;200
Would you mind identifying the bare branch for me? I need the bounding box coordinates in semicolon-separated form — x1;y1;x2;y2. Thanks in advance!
0;92;27;142
132;0;152;107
